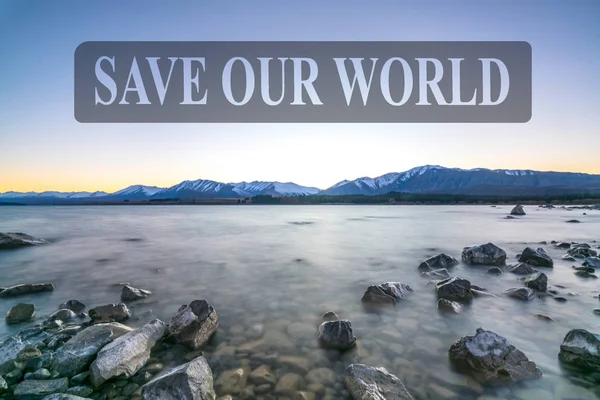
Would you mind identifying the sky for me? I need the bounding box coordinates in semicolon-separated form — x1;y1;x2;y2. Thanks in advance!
0;0;599;192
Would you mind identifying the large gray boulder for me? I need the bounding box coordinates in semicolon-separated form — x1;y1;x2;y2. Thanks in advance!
521;272;548;292
361;282;413;306
0;336;29;374
53;322;133;377
167;300;218;350
518;247;553;268
507;263;537;275
88;303;131;322
504;287;535;301
583;257;600;268
510;205;526;215
418;253;459;271
435;277;473;302
317;320;356;350
0;283;54;297
0;232;46;249
58;300;86;315
344;364;414;400
6;303;36;324
13;378;69;397
461;243;507;266
121;285;152;302
448;328;542;385
567;244;597;259
90;319;166;387
141;356;216;400
558;329;600;370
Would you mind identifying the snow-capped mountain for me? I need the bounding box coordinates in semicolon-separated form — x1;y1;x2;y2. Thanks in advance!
110;185;163;198
231;181;320;197
0;191;108;199
153;180;240;199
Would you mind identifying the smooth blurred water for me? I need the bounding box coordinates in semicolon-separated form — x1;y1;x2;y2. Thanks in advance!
0;205;599;399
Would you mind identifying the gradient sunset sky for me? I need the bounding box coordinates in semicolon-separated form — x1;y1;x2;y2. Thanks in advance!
1;0;599;193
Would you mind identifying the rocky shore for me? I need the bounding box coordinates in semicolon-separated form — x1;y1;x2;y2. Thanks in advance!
1;220;600;400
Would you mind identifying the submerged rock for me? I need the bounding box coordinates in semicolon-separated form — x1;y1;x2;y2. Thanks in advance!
568;244;597;259
558;329;600;370
58;300;86;315
521;272;548;292
461;243;507;266
487;267;502;275
572;265;595;273
435;277;473;302
566;219;580;223
418;253;459;270
518;247;553;268
437;298;462;314
0;232;46;249
90;319;166;387
361;282;413;306
344;364;414;400
121;285;152;302
574;270;598;279
0;283;54;297
583;256;600;268
13;378;69;397
49;309;77;322
510;205;526;215
420;268;450;279
6;303;36;324
141;355;216;400
167;300;218;350
53;322;133;377
317;320;356;350
88;303;131;322
504;287;535;301
448;328;542;385
507;263;537;275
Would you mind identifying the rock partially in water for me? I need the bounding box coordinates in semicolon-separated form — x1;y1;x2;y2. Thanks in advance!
574;270;598;279
567;244;597;259
142;355;215;400
437;298;461;314
317;320;356;350
0;336;29;374
88;303;131;323
521;272;548;292
13;377;69;397
558;329;600;370
344;363;414;400
566;219;581;223
507;263;537;275
121;285;152;302
556;242;572;249
321;311;339;322
41;394;93;400
0;283;54;297
0;232;46;249
167;300;218;350
461;243;507;266
58;300;86;315
583;256;600;268
435;277;473;302
53;322;133;377
361;282;413;306
6;303;36;324
448;328;542;385
572;265;595;273
518;247;553;268
504;287;535;301
510;205;526;215
487;267;502;275
421;268;450;279
48;309;77;322
419;253;459;270
215;367;248;395
90;319;166;387
274;373;305;395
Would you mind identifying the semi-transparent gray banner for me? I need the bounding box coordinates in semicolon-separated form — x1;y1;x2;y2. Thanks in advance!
74;41;531;123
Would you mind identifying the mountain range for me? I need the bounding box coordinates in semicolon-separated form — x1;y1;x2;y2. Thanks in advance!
3;165;600;204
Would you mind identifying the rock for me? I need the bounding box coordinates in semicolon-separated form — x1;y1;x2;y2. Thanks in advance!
461;243;507;266
294;392;316;400
49;309;77;322
249;365;276;386
215;368;248;395
510;205;526;215
167;300;218;350
520;272;547;292
572;265;595;273
558;329;600;370
121;285;152;302
574;270;597;279
566;219;580;223
421;268;450;279
505;215;515;219
361;282;413;305
321;311;338;322
583;256;600;268
0;375;7;392
435;277;473;302
88;303;131;322
13;378;69;397
534;314;553;322
25;368;52;380
504;287;535;301
507;263;537;275
593;309;600;316
65;386;93;397
448;328;542;385
0;283;54;297
0;336;29;374
317;320;356;350
306;367;335;385
90;319;166;387
419;254;459;270
518;247;553;268
344;363;414;400
275;373;305;395
437;298;461;314
6;303;36;324
42;394;94;399
556;242;571;249
568;244;597;258
58;300;86;315
554;296;568;302
0;232;46;249
141;355;216;400
487;267;502;275
53;322;134;377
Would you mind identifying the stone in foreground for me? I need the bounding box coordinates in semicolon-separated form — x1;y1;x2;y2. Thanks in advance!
42;395;93;400
437;298;461;314
0;336;29;374
518;247;554;268
88;303;131;322
121;285;152;302
583;256;600;268
344;363;414;400
0;283;54;297
90;319;166;387
6;303;36;324
504;287;535;301
317;320;356;350
448;328;542;385
0;232;46;249
167;300;218;350
53;322;133;377
461;243;507;266
521;272;548;292
361;282;413;306
435;277;473;302
141;355;216;400
418;253;459;270
507;263;537;275
59;300;86;315
558;329;600;370
13;378;69;397
510;205;526;216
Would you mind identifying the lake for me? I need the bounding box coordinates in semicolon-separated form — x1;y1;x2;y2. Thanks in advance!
0;205;599;399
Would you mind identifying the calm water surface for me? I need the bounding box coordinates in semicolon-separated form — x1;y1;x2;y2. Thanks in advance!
1;205;599;399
